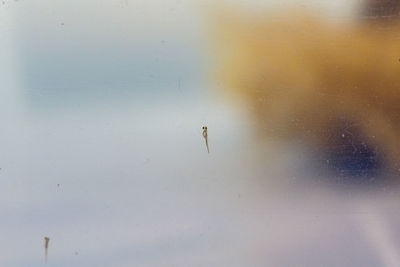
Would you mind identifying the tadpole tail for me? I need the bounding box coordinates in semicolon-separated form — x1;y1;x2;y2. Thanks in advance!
44;237;49;263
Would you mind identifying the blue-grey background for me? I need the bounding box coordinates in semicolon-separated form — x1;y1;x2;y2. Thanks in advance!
1;0;400;266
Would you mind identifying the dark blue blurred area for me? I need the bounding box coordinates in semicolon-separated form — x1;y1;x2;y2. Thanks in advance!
328;144;382;181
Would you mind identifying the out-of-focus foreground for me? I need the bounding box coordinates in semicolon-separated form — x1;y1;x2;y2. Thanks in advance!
212;1;400;177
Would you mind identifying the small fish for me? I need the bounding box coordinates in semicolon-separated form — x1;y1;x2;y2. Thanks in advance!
202;126;210;153
44;237;50;263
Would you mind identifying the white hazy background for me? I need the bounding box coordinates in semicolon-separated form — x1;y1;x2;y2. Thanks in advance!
1;0;400;266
